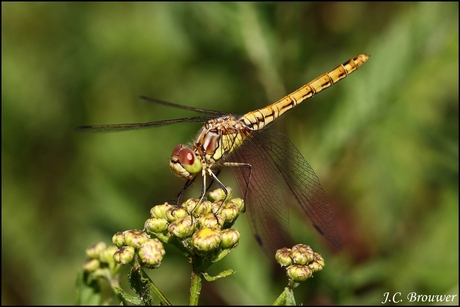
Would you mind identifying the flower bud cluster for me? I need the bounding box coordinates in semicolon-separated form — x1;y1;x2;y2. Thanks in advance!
112;229;165;269
83;241;119;274
144;187;244;260
275;244;325;283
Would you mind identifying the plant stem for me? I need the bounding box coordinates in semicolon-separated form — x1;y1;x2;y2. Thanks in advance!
189;270;203;305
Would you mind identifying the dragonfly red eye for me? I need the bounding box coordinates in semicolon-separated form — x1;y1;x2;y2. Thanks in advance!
177;147;194;166
172;145;195;166
172;144;183;157
170;144;201;176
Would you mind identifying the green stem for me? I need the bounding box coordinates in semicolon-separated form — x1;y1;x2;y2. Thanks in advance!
189;270;203;306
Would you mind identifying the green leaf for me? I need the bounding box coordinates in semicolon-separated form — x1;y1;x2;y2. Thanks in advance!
128;265;171;306
115;287;142;306
75;270;101;305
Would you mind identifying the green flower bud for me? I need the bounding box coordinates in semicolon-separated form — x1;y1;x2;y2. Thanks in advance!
275;247;293;267
144;217;169;234
207;187;232;202
123;230;150;249
83;258;100;272
183;199;212;217
168;216;196;238
113;246;135;265
218;203;240;225
138;239;165;268
309;253;325;272
181;198;198;211
220;228;240;249
165;207;188;222
286;264;312;282
99;245;119;264
229;198;245;212
112;232;125;248
152;232;172;244
192;228;222;252
150;203;175;219
198;213;224;229
211;201;223;213
291;244;314;265
86;242;107;259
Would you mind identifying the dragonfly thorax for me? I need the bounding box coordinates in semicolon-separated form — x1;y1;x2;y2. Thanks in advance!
194;116;246;163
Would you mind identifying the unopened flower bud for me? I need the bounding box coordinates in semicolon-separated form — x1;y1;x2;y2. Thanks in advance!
291;244;314;265
100;245;119;264
112;232;125;248
168;216;196;238
220;229;240;249
207;187;232;202
181;198;199;210
286;264;312;282
83;258;100;272
138;239;165;268
124;230;149;249
144;217;169;234
86;242;107;259
183;199;212;217
150;203;175;219
218;203;240;225
199;213;224;229
192;228;222;252
309;253;325;272
113;246;135;264
275;247;293;267
229;198;245;212
165;207;188;222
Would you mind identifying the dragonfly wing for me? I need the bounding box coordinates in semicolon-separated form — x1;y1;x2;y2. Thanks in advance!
228;129;342;257
75;116;214;132
140;96;227;116
228;134;291;257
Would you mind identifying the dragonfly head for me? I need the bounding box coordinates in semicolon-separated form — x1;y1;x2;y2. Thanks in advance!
170;144;202;180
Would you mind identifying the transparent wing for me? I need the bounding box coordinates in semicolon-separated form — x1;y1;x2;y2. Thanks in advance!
76;95;227;132
228;129;342;257
75;116;214;132
140;96;227;116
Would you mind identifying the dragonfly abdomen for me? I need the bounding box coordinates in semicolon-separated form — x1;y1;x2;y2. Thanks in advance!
240;53;369;131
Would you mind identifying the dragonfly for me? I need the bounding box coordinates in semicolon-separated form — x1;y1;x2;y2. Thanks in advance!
77;54;369;257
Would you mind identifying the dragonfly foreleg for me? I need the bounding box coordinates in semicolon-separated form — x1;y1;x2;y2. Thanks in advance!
175;176;197;205
207;169;231;210
222;161;252;213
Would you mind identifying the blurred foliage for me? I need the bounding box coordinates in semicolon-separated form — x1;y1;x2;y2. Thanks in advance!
2;2;458;305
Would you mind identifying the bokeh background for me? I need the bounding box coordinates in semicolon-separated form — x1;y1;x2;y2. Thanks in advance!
2;2;458;305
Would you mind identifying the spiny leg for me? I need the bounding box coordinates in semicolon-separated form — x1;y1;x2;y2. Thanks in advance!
173;176;197;205
222;161;252;213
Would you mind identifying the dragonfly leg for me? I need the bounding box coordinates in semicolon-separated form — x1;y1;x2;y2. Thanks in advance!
175;176;197;205
183;168;212;215
208;170;230;209
205;169;221;192
196;168;222;203
223;161;252;213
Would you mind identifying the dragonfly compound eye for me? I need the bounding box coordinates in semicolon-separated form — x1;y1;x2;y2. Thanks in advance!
177;147;195;166
170;145;202;177
172;144;183;157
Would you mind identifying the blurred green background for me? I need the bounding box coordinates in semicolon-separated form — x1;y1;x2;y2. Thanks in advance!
2;2;458;305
